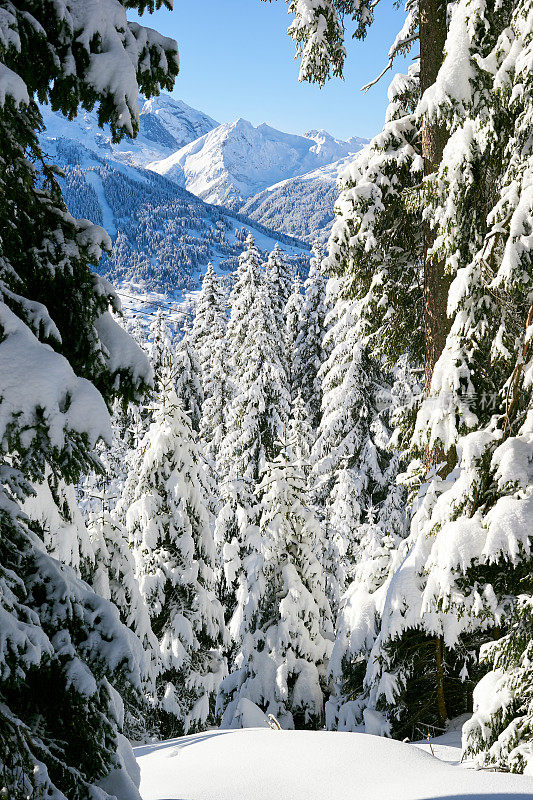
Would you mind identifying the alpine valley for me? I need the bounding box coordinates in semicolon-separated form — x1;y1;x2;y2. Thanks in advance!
39;94;367;323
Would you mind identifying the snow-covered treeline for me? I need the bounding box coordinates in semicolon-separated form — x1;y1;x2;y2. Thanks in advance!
76;234;409;742
54;143;310;297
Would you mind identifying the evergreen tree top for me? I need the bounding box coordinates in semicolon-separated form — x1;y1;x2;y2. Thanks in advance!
0;0;179;139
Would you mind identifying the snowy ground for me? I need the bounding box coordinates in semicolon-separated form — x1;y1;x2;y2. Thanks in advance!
134;728;533;800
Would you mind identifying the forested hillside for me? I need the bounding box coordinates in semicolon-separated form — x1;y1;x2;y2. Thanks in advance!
45;135;309;301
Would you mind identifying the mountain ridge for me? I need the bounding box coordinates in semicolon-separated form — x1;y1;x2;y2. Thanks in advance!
147;114;366;208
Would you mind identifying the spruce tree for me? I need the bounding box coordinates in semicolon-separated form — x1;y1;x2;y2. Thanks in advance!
199;308;231;475
174;331;204;434
217;235;290;641
266;242;293;332
0;2;177;796
284;274;305;399
463;596;533;773
88;508;161;740
192;262;225;386
268;0;533;763
311;292;398;611
287;390;314;475
323;3;533;748
217;456;333;730
294;241;328;433
148;310;176;395
125;377;228;737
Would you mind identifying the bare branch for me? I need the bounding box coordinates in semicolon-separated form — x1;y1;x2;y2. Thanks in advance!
361;60;393;93
361;32;420;93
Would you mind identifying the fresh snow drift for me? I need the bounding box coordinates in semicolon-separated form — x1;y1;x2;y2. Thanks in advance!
135;729;533;800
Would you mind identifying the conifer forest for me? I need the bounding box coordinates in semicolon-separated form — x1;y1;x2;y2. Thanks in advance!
0;2;532;799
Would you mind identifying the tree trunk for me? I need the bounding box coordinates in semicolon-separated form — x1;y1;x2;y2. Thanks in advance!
420;2;451;728
435;636;448;725
420;0;450;397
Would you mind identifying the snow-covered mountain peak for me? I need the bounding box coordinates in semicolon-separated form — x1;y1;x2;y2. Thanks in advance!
148;118;367;208
139;94;218;151
40;93;218;167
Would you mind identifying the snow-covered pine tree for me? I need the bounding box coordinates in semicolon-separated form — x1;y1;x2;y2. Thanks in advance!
323;1;533;747
125;375;228;737
463;595;533;773
148;311;204;433
294;241;328;433
23;471;95;577
326;61;423;369
216;235;290;640
269;0;533;760
266;242;293;332
174;329;204;434
148;310;175;395
311;292;401;612
284;273;305;399
199;308;231;475
0;2;176;797
287;390;315;475
88;507;161;740
326;449;407;732
217;455;333;730
192;262;225;385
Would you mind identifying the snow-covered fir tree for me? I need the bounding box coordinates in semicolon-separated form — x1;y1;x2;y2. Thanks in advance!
23;471;95;577
87;508;161;740
311;292;402;612
216;235;291;640
192;261;225;385
294;241;328;433
148;310;176;395
284;273;305;399
217;455;333;730
266;242;293;331
125;376;228;737
0;2;177;796
174;329;204;434
287;390;315;475
326;448;407;732
463;594;533;773
327;61;423;370
199;307;232;475
306;0;533;757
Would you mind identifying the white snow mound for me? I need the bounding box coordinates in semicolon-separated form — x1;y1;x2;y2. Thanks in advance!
135;728;533;800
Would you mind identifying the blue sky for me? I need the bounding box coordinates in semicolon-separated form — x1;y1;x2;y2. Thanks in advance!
131;1;411;141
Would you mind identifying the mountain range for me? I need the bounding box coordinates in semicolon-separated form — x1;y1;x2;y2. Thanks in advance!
39;93;367;319
41;93;367;245
147;117;366;210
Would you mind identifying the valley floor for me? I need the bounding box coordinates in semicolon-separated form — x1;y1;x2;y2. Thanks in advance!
134;728;533;800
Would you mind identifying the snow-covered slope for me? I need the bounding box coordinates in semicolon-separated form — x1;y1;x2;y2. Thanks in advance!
45;136;309;308
40;94;218;167
240;155;358;244
134;729;533;800
147;119;367;208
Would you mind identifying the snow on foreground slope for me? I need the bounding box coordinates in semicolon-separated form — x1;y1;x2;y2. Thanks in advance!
134;729;533;800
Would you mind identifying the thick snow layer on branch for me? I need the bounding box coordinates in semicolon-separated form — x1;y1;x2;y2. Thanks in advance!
0;61;29;107
0;302;111;450
55;0;178;136
419;2;477;120
95;311;153;389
